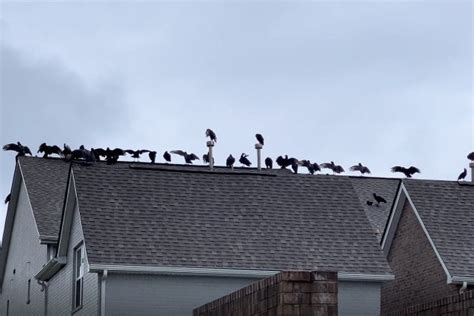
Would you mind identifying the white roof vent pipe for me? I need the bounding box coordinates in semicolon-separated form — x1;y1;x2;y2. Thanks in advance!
255;143;262;171
470;162;474;183
207;140;215;171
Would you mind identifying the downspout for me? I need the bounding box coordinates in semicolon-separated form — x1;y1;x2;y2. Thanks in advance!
100;270;108;316
459;281;467;294
37;280;48;316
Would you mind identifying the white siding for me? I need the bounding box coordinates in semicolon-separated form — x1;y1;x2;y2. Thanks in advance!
48;205;99;315
0;181;47;315
339;281;381;316
105;274;260;316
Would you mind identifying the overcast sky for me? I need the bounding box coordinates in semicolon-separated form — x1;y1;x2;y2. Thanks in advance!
0;1;472;238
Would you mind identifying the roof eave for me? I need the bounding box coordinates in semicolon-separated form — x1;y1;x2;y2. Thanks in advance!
34;256;67;281
450;276;474;285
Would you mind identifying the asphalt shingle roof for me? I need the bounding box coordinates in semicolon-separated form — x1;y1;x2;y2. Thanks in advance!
350;177;400;241
18;157;70;240
71;161;392;275
402;179;474;278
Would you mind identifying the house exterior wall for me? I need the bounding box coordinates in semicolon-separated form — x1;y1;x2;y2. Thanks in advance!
105;273;261;316
47;204;99;315
338;281;381;316
381;200;458;315
0;180;48;315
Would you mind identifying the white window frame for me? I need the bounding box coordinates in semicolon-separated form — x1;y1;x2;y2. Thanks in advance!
73;243;84;312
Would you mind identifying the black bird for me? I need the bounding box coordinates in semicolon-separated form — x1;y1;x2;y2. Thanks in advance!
265;157;273;169
206;129;217;142
4;193;11;204
333;165;344;174
276;155;296;169
300;160;314;174
350;163;371;175
320;161;336;171
373;193;387;205
202;153;214;164
239;153;251;167
458;168;467;181
125;149;150;160
70;145;96;163
291;160;299;174
38;143;63;158
468;152;474;161
149;151;157;164
3;142;32;156
94;147;126;164
63;144;72;157
312;163;321;173
226;154;235;168
163;151;171;162
391;166;420;178
366;200;373;206
171;150;200;164
276;156;286;168
255;134;264;146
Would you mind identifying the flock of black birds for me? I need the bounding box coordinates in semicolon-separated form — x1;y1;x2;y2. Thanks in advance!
3;131;474;181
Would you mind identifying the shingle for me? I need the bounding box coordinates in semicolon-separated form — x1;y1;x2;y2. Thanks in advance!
71;162;393;275
402;179;474;278
18;157;70;240
350;177;400;241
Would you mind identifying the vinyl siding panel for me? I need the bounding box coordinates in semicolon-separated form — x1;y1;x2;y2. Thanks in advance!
48;204;99;315
339;281;381;316
105;274;260;316
0;180;47;315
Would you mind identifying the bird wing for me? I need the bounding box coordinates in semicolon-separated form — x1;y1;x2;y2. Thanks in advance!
189;153;200;160
94;148;107;156
139;150;150;154
408;166;420;174
363;167;371;174
125;150;136;154
391;166;405;173
312;163;321;171
3;143;22;152
111;148;125;156
170;150;186;156
320;162;333;169
51;145;63;154
349;165;361;171
23;146;32;155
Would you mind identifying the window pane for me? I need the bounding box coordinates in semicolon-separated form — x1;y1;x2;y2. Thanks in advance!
75;280;81;307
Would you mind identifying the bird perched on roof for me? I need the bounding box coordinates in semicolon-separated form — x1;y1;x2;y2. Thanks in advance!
226;154;235;168
391;166;420;178
468;152;474;161
320;161;344;174
202;153;214;165
125;149;150;161
171;150;200;164
239;153;251;167
38;143;63;158
4;193;11;204
350;163;371;175
163;151;171;162
457;168;467;181
265;157;273;169
3;142;32;157
301;160;321;175
94;148;126;164
255;134;264;146
70;145;96;163
291;160;299;174
366;200;373;206
206;129;217;142
373;193;387;205
276;155;297;169
148;151;157;164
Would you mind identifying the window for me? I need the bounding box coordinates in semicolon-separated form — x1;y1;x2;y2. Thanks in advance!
73;244;84;310
26;279;31;304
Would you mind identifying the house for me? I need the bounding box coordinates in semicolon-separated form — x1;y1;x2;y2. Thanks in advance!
380;178;474;314
0;156;394;315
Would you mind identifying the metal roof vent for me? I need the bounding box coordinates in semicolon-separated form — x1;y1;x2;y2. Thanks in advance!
207;140;215;171
470;161;474;183
255;143;263;171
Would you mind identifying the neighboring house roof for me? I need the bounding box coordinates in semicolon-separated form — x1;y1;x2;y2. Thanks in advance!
69;161;393;276
19;156;70;242
382;179;474;283
350;177;400;240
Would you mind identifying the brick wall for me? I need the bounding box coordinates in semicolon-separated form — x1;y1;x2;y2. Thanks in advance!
193;271;337;316
381;200;459;314
387;290;474;316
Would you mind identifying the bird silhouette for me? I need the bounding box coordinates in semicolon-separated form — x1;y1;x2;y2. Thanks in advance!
373;193;387;205
350;163;371;174
125;149;150;160
291;160;299;174
163;151;171;162
94;148;126;164
171;150;200;164
458;168;467;181
255;134;264;146
226;154;235;168
202;153;214;165
239;153;251;167
366;200;373;206
206;129;217;142
321;161;344;174
149;151;157;164
3;142;32;157
38;143;63;158
468;152;474;161
62;144;72;157
70;145;96;163
391;166;420;178
265;157;273;169
276;155;296;169
4;193;11;204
